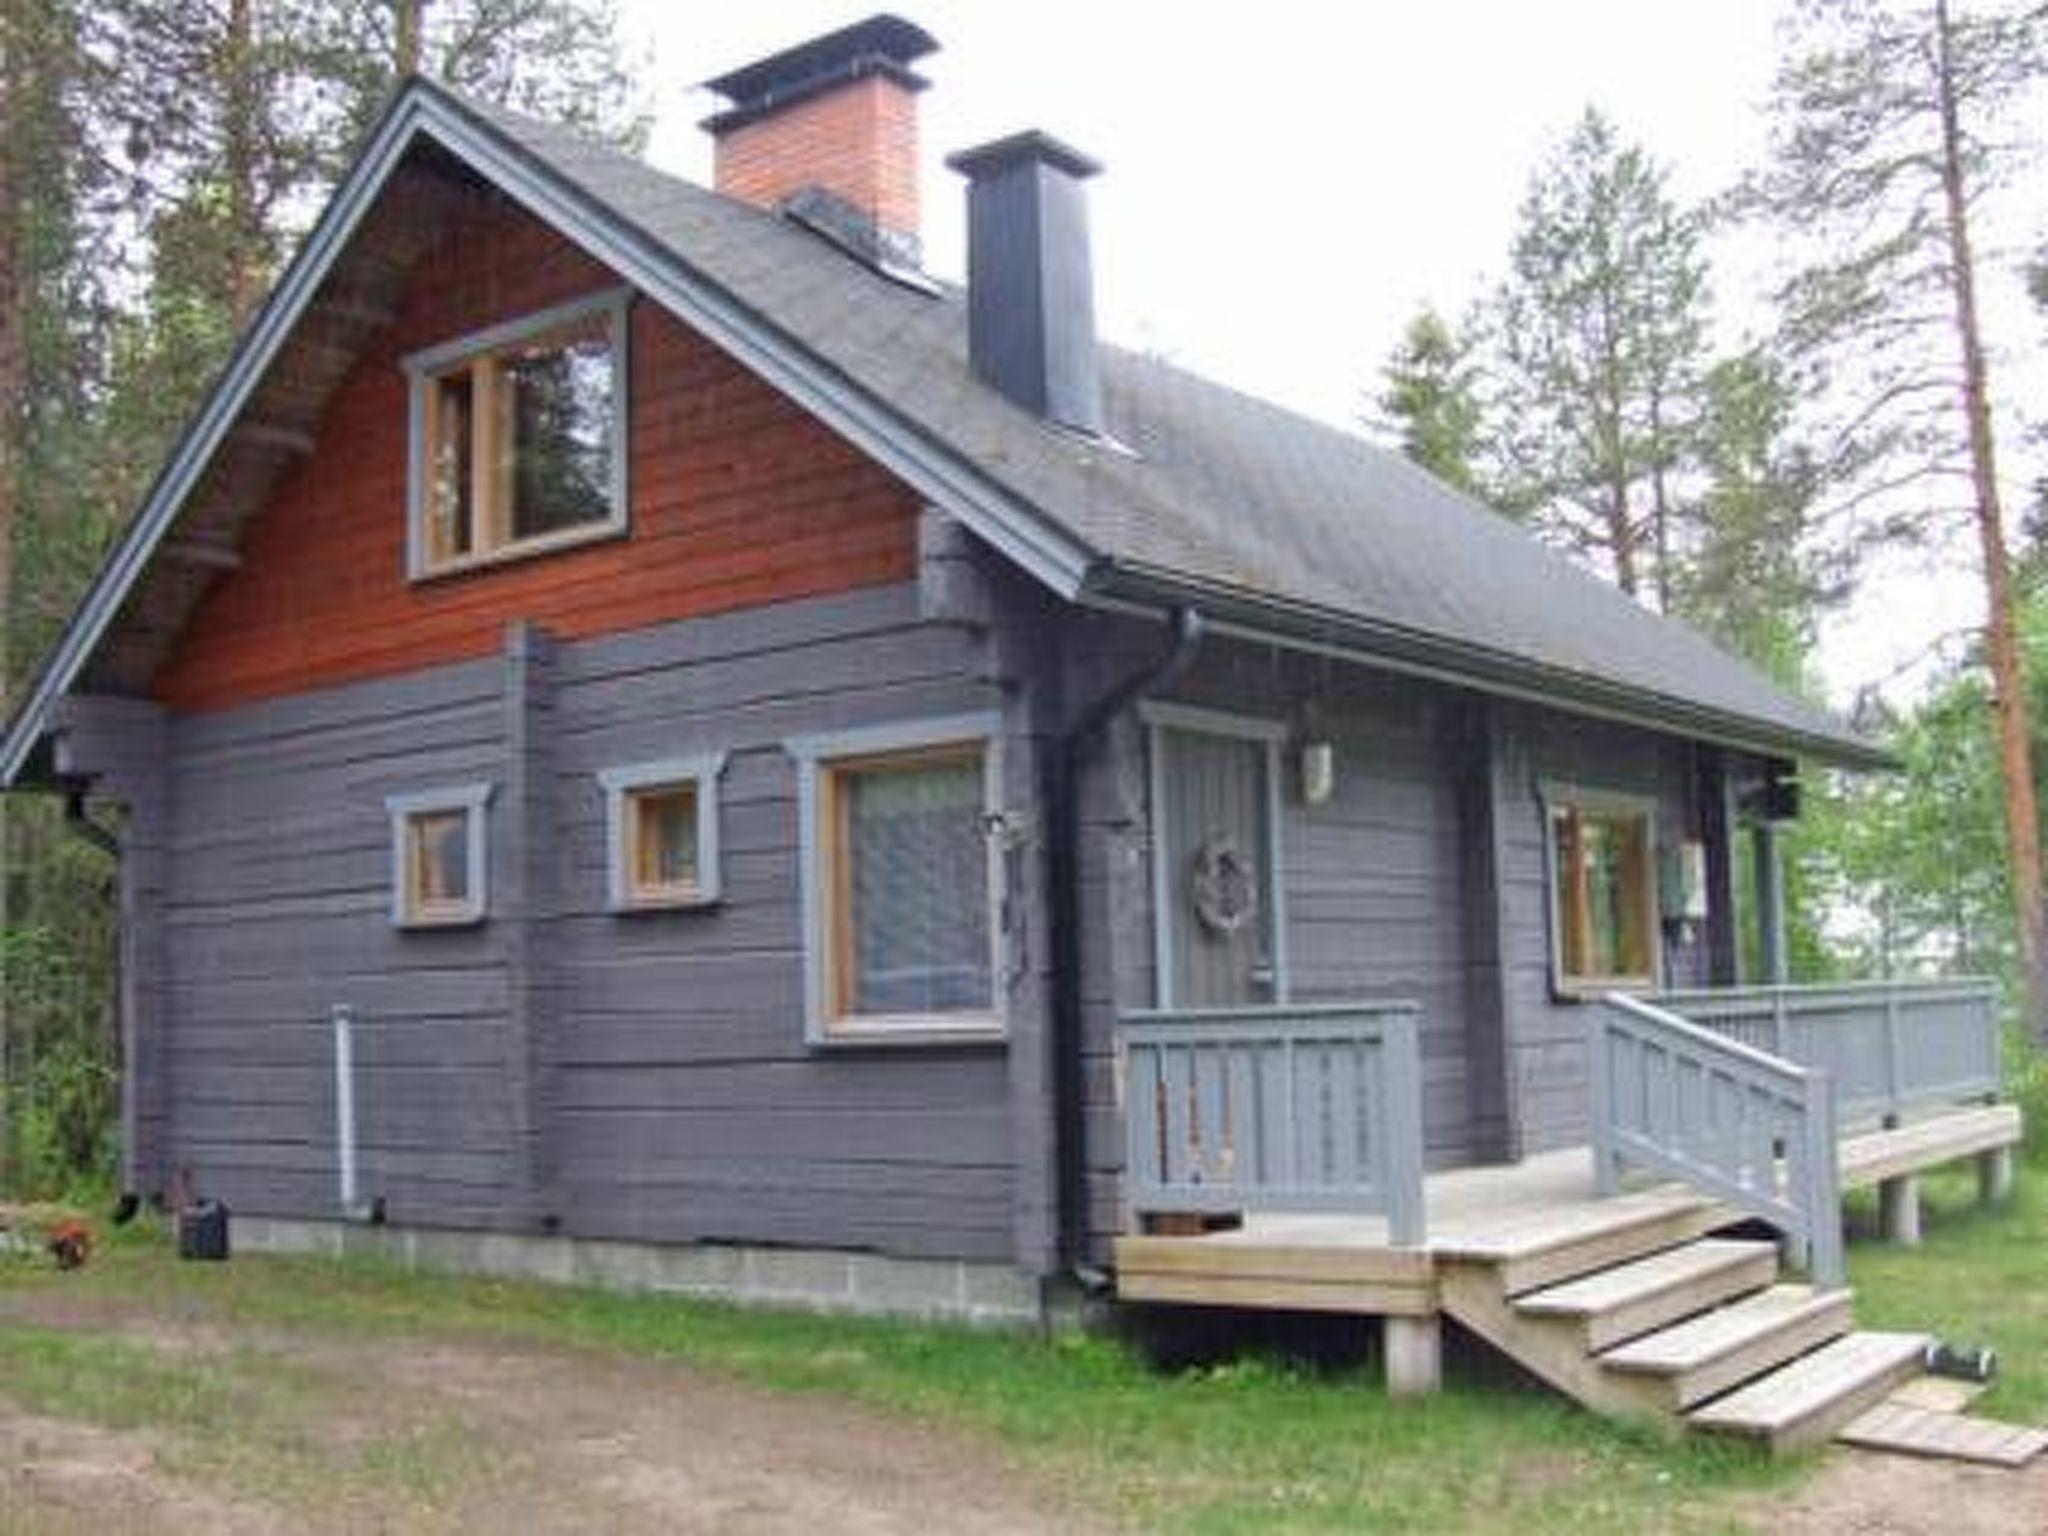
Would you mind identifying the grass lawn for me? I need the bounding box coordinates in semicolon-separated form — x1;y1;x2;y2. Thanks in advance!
0;1153;2041;1534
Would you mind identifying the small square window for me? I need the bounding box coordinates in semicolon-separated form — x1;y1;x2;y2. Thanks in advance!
386;784;492;928
599;754;726;911
406;290;629;578
787;715;1004;1044
1542;785;1658;994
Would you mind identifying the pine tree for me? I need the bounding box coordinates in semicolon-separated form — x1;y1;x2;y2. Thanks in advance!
1749;0;2048;1036
1371;306;1491;502
1484;108;1710;606
1675;348;1837;688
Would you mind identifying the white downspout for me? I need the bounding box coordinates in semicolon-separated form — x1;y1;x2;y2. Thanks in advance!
332;1004;366;1219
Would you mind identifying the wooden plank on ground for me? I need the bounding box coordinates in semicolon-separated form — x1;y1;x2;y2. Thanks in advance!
1837;1402;2048;1467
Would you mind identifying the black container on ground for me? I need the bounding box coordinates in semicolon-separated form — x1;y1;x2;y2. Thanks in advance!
176;1199;230;1261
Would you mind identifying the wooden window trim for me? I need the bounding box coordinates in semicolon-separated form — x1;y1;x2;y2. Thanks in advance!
785;713;1006;1048
1538;780;1660;998
598;753;727;912
403;287;632;581
385;783;494;929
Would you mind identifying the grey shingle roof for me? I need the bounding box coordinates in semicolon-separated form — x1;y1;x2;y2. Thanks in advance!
0;79;1878;786
452;91;1874;766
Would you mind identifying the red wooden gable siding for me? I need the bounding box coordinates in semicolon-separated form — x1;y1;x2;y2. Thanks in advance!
151;193;921;712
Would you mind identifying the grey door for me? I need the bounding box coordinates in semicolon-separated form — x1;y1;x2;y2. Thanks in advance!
1152;719;1282;1008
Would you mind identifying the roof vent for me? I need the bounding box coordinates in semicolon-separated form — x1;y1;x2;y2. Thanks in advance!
701;15;937;266
946;131;1105;438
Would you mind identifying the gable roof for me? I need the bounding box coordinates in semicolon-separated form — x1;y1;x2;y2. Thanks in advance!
0;78;1886;784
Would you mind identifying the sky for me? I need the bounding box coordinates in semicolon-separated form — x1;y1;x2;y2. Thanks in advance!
611;0;2025;708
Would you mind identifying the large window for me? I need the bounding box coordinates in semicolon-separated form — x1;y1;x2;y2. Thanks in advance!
598;754;727;912
405;289;629;577
386;784;493;928
1544;786;1658;993
788;716;1003;1042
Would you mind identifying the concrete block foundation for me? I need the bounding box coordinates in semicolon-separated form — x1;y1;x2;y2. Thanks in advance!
230;1216;1045;1328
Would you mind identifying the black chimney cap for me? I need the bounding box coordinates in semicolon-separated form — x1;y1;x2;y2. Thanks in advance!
701;15;938;133
946;130;1102;182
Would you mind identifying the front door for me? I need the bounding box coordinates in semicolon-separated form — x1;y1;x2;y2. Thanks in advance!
1149;710;1285;1009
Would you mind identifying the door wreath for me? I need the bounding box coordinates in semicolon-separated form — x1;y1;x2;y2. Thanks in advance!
1190;836;1259;936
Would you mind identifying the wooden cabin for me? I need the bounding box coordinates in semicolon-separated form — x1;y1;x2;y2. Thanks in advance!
2;15;2025;1457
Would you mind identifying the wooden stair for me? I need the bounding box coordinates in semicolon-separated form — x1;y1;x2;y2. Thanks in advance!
1439;1214;2036;1461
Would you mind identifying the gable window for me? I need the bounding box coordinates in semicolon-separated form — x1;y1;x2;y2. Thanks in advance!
405;289;630;577
599;754;727;911
386;784;493;928
1543;784;1658;994
787;715;1003;1043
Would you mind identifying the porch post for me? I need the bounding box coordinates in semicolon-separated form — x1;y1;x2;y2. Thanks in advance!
1754;821;1789;986
1878;1173;1923;1247
1385;1314;1443;1397
1699;749;1742;985
1979;1146;2015;1205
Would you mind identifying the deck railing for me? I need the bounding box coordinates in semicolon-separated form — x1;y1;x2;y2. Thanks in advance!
1591;994;1845;1286
1652;979;2000;1127
1120;1002;1427;1245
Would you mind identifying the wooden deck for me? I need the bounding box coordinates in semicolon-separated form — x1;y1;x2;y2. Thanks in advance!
1114;1102;2022;1316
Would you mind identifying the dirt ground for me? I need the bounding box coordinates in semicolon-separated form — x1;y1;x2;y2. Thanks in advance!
1;1285;2042;1534
0;1297;1104;1535
1756;1452;2048;1536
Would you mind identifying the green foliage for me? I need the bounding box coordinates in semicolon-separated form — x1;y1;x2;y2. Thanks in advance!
1670;350;1834;693
1783;590;2048;996
1371;305;1492;502
1485;107;1710;603
1792;682;2012;979
0;799;120;1199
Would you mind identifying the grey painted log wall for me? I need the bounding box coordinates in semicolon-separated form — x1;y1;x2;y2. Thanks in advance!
543;580;1021;1261
1483;700;1716;1154
62;581;1030;1263
61;565;1754;1274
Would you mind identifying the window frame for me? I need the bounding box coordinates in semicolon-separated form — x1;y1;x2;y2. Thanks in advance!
402;287;633;581
598;752;728;912
385;782;494;929
1537;780;1662;998
785;712;1006;1047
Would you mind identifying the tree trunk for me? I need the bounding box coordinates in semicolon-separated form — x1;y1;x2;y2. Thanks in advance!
1934;0;2048;1039
0;2;26;1168
1649;391;1673;613
394;0;424;76
1608;479;1639;596
222;0;262;328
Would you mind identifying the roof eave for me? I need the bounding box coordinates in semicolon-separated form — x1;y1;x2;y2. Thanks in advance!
1088;562;1897;773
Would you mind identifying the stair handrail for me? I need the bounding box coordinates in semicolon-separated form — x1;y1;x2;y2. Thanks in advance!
1592;992;1845;1288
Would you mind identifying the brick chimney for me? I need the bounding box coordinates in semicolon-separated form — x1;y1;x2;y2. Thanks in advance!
701;15;938;268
